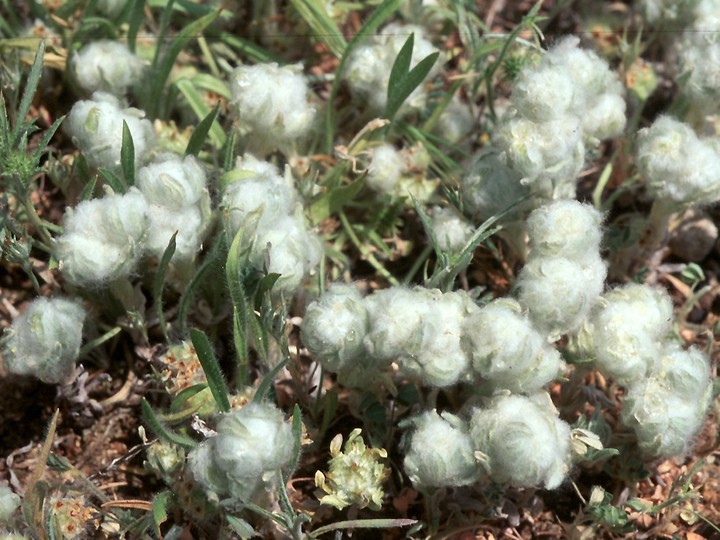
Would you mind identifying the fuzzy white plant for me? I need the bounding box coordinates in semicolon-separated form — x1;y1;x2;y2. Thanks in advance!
229;63;315;148
64;92;155;170
581;283;674;386
56;188;149;286
137;154;212;260
1;297;86;384
221;155;299;240
403;411;481;489
462;298;564;393
0;485;20;523
677;7;720;113
430;206;474;252
622;344;713;457
636;115;720;206
470;392;572;489
187;402;294;502
516;254;607;339
526;200;604;260
301;284;368;373
344;23;439;112
637;0;699;25
365;143;436;201
71;40;145;96
396;290;479;387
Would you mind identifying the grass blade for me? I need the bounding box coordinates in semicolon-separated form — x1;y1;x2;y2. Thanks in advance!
127;0;145;53
190;328;231;413
289;0;346;58
141;398;197;448
252;358;289;404
153;231;177;342
226;228;250;385
178;236;223;336
12;40;44;146
120;120;136;186
176;79;226;150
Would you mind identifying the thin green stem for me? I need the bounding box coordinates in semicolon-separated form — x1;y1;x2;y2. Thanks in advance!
338;211;399;286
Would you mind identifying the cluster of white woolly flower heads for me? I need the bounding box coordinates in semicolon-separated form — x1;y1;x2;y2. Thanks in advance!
345;23;439;112
636;116;720;207
516;200;607;339
221;154;321;293
578;282;713;457
229;63;315;151
2;297;86;384
187;402;294;503
365;143;436;201
71;40;145;97
463;37;626;211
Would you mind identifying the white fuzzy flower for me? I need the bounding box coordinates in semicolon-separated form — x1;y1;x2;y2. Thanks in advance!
404;411;480;489
188;402;294;502
470;393;571;489
583;92;627;142
365;143;435;201
585;283;673;385
56;188;149;286
526;200;604;260
1;297;85;384
230;63;315;146
71;40;145;97
512;63;577;123
345;23;439;112
516;255;607;338
463;298;564;393
301;284;369;373
397;290;478;387
137;154;212;260
366;144;405;194
0;485;20;523
64;92;155;170
430;206;474;252
637;115;720;206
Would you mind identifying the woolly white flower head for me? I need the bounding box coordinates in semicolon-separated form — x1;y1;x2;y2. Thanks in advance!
396;290;478;387
638;0;699;24
516;255;607;339
526;200;604;260
71;40;145;97
137;154;211;260
230;62;315;147
188;402;294;502
64;92;155;170
512;62;577;123
434;96;475;144
1;297;86;384
0;485;20;523
345;23;439;112
221;156;298;240
301;284;369;373
637;116;720;206
622;344;713;458
366;143;435;201
463;298;564;393
251;211;322;293
585;283;673;386
470;393;571;489
430;206;474;252
403;411;480;489
56;188;149;286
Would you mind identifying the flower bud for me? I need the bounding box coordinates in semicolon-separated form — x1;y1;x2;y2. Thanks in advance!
56;188;149;286
430;206;474;252
403;411;480;489
470;393;571;489
301;284;369;373
526;200;604;260
2;297;85;384
71;40;145;96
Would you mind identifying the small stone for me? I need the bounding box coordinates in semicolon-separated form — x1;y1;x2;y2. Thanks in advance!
669;209;718;262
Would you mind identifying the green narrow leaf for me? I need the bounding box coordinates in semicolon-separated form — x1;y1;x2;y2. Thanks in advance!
309;518;418;538
78;325;121;357
324;0;404;152
226;228;250;384
127;0;145;53
178;237;223;336
98;167;127;194
319;388;338;439
189;328;231;413
178;85;224;153
385;49;439;121
387;32;414;96
146;8;220;117
30;114;64;165
141;398;197;448
252;358;289;404
217;32;284;64
289;0;346;58
120;120;135;186
78;175;98;201
153;231;177;342
285;404;303;477
152;491;172;538
12;40;44;146
223;128;237;172
226;515;257;538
